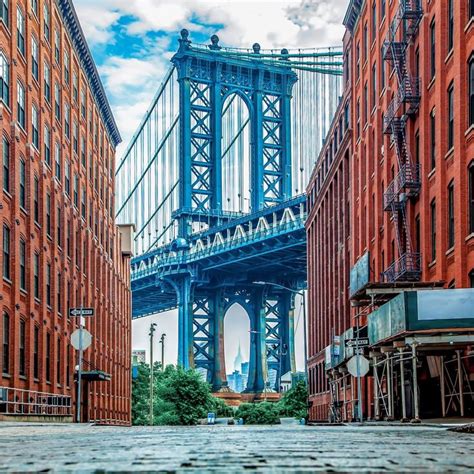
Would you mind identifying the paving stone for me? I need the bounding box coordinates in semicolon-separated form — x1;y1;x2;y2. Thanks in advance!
0;424;473;472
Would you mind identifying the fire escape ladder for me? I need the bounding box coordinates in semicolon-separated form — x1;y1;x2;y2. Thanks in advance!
381;0;423;283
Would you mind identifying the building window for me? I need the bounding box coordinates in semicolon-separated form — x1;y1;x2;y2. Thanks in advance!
46;263;51;306
64;103;70;139
74;174;79;207
73;121;78;153
46;192;51;236
54;83;60;120
44;61;51;102
57;338;61;384
64;51;69;84
471;0;474;19
19;319;26;376
469;162;474;234
19;158;26;209
44;125;51;166
73;72;78;102
0;0;9;27
81;189;86;219
54;30;60;64
448;181;455;249
2;312;9;374
32;105;39;149
57;272;61;315
17;81;25;129
430;19;436;79
33;325;39;379
363;22;368;62
45;332;51;382
371;62;376;110
31;0;38;16
470;56;474;127
415;214;420;254
65;160;70;196
57;207;61;247
81;88;86;118
470;270;474;288
430;108;436;170
363;81;368;124
43;2;50;42
2;136;9;193
81;136;86;166
55;142;61;180
0;52;9;106
3;224;10;280
17;238;25;291
448;82;454;151
431;199;436;262
371;1;376;42
34;175;39;223
381;0;386;21
448;0;454;53
16;6;25;55
33;253;40;299
66;345;70;386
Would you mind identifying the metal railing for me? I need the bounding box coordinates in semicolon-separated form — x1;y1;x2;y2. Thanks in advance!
0;386;72;416
382;252;421;283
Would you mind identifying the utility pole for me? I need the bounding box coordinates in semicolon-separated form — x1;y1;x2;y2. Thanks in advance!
159;333;166;370
149;323;157;425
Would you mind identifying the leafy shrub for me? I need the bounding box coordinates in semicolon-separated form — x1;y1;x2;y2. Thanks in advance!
209;396;235;418
235;402;281;425
277;381;308;419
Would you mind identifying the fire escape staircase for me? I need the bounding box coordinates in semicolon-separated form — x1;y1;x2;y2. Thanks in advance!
381;0;423;283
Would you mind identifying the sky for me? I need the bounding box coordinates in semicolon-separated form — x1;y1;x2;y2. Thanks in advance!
73;0;348;371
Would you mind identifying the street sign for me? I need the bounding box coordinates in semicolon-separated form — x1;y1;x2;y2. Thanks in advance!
345;338;370;348
71;328;92;350
346;355;370;377
69;307;94;317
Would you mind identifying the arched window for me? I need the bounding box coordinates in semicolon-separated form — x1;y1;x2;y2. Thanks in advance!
2;223;10;279
0;0;9;28
0;52;9;106
469;269;474;289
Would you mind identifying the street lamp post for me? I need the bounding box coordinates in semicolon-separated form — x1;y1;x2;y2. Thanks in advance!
159;333;166;370
149;323;157;425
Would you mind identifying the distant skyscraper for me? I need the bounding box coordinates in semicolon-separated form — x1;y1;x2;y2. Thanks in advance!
234;342;244;372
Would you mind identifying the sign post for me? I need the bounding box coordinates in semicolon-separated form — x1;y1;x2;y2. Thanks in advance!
70;307;94;423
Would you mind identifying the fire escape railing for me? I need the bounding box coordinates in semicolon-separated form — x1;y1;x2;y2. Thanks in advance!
381;0;423;283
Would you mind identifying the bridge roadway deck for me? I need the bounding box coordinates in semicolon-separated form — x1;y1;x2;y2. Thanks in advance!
131;195;307;319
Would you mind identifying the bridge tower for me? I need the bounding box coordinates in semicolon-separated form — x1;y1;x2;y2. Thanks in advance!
166;30;299;393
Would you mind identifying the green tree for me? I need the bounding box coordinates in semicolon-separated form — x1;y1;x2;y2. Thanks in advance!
132;364;227;426
277;381;308;419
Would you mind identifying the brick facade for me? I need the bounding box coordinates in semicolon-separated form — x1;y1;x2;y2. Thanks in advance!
306;31;352;421
0;0;131;424
306;0;474;421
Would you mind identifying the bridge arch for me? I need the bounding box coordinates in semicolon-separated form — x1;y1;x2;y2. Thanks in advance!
221;93;251;214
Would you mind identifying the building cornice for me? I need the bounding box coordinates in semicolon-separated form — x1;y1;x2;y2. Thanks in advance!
343;0;365;34
57;0;121;147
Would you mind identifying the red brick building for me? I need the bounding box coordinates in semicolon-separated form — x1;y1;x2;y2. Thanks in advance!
0;0;132;424
306;41;352;421
307;0;474;422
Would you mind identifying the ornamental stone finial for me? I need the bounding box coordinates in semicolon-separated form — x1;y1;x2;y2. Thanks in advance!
252;43;261;54
209;34;221;50
280;48;289;61
178;29;191;51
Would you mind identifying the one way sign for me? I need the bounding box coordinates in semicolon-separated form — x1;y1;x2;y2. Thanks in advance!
69;307;94;317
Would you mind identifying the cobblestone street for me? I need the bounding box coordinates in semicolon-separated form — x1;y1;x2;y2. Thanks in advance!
0;422;473;472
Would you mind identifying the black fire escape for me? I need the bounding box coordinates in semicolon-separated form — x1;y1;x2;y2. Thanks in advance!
381;0;423;283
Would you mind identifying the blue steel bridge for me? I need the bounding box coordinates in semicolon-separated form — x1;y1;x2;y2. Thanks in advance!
116;30;342;392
